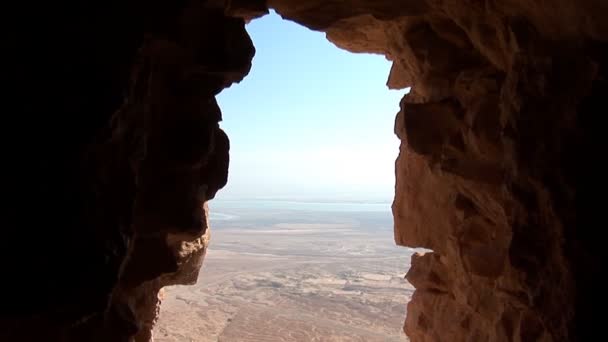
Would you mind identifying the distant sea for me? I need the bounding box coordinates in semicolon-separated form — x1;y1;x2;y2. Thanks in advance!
209;198;392;215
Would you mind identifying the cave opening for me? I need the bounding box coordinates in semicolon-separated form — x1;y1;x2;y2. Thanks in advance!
4;1;606;341
153;11;416;341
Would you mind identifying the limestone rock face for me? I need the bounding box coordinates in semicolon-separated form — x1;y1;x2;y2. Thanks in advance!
2;0;607;341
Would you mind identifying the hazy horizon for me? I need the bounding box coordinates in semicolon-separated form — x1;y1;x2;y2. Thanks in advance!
215;11;406;202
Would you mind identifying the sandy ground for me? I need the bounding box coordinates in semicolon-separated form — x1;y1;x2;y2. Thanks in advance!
154;215;414;342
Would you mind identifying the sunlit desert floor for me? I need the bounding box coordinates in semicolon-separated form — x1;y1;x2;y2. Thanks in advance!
154;209;414;342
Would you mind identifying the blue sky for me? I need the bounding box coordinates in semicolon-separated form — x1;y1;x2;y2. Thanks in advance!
216;12;405;202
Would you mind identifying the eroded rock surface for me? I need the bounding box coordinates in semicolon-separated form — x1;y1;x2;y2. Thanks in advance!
3;1;252;341
2;0;607;341
246;1;606;341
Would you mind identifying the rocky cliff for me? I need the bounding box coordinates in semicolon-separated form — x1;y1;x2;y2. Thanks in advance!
265;1;606;341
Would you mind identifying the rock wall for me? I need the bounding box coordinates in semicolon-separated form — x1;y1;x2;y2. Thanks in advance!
104;6;253;341
2;1;254;341
255;1;607;341
2;0;607;341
